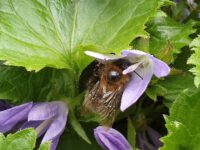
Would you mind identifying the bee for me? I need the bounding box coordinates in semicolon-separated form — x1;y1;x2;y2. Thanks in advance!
80;59;131;126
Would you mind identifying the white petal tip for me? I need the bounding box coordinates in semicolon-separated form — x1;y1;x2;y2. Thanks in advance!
120;105;127;112
84;51;96;57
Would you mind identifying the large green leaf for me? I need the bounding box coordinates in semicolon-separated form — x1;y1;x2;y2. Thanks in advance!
187;35;200;87
0;65;77;102
160;90;200;149
0;128;36;150
0;0;163;71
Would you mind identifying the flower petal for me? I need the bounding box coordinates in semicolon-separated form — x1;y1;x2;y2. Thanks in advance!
151;57;170;78
85;51;125;62
147;126;163;148
122;49;149;57
122;49;170;78
137;133;156;150
28;102;61;121
0;102;32;133
21;121;45;137
120;62;154;111
0;100;12;111
50;137;60;150
122;62;141;75
94;126;132;150
41;102;68;144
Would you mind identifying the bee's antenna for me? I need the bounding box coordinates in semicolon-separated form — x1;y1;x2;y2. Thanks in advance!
134;71;143;80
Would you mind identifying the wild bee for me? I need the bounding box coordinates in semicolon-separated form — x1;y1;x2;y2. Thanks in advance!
80;59;132;126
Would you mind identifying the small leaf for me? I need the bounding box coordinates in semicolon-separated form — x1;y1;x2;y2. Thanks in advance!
0;133;5;149
69;107;91;144
127;118;136;150
38;142;51;150
1;128;36;150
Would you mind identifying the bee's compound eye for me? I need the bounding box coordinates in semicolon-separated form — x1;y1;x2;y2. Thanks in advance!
108;70;120;82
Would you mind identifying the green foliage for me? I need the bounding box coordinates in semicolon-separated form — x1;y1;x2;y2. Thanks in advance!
187;35;200;87
69;106;91;144
0;0;162;72
127;118;136;150
0;65;77;102
157;73;197;106
145;72;197;107
160;120;192;150
0;128;37;150
38;142;51;150
161;90;200;149
57;124;101;150
147;16;196;58
146;84;167;101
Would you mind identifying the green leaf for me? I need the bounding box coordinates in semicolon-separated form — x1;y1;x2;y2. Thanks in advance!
0;128;36;150
147;17;196;58
0;65;76;102
57;124;101;150
160;121;192;150
161;90;200;149
127;118;136;150
187;35;200;87
157;73;197;107
0;0;163;71
38;142;51;150
146;84;167;101
0;133;5;149
69;107;91;144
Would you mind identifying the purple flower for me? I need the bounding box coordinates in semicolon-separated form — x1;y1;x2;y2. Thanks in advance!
0;101;68;150
0;102;32;133
94;126;132;150
85;50;170;111
137;126;163;150
0;100;12;111
22;101;68;150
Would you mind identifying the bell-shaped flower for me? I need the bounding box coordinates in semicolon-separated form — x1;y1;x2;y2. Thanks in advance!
0;100;12;111
22;101;68;150
137;126;163;150
94;126;132;150
0;102;32;133
85;50;170;111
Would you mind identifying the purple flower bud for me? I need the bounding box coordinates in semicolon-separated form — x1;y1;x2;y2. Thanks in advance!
0;102;32;133
94;126;132;150
0;101;68;150
22;101;68;150
147;126;163;148
0;100;12;111
187;0;194;5
85;50;170;111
